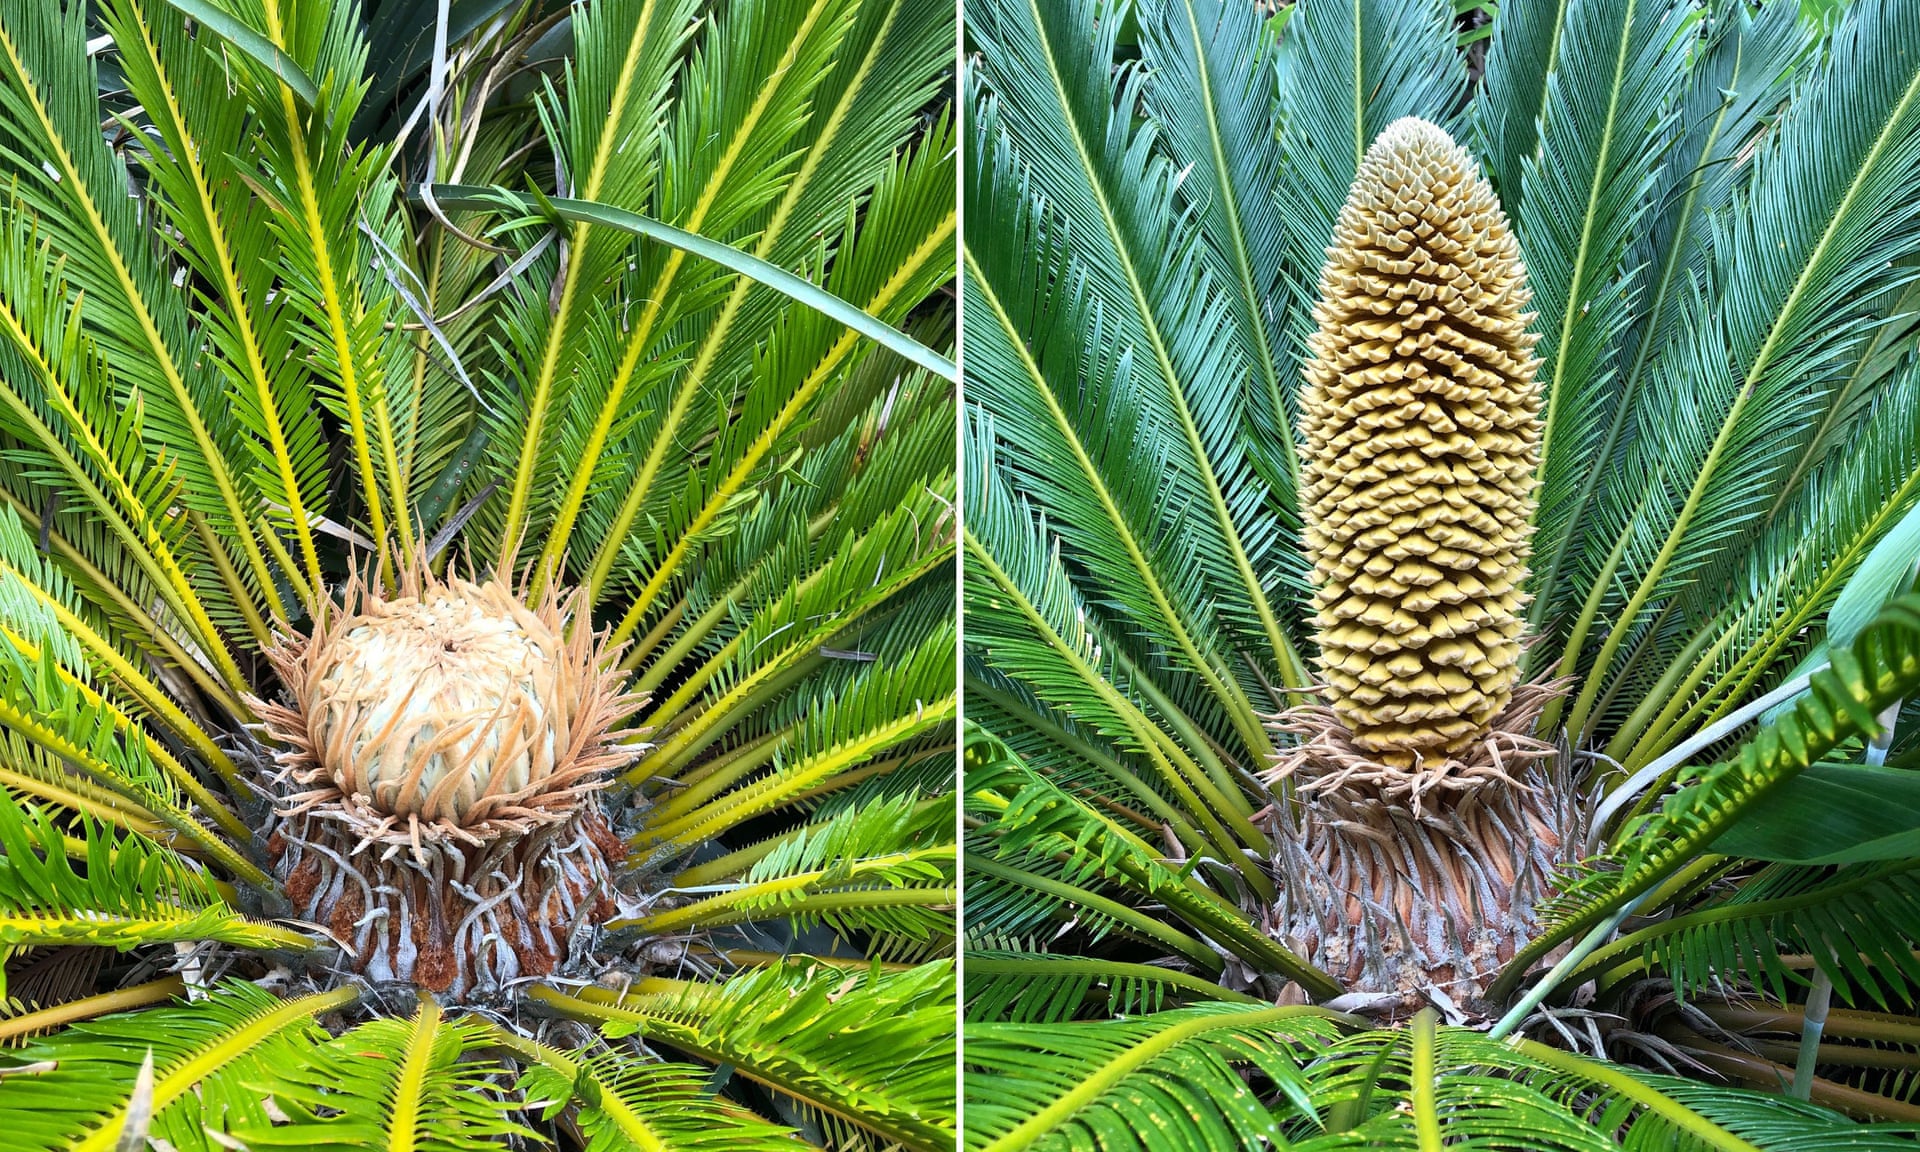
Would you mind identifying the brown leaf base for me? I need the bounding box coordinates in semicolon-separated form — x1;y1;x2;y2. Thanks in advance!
1263;678;1589;1017
268;801;626;999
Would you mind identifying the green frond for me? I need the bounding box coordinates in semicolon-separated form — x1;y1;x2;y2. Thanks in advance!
1275;0;1466;351
1567;857;1920;1009
481;0;701;568
535;960;958;1152
521;0;870;578
0;628;264;881
235;996;534;1150
0;504;239;784
1499;593;1920;1001
107;0;332;598
0;0;280;642
1475;0;1569;201
0;976;185;1047
677;791;950;885
208;0;419;554
966;727;1339;997
963;120;1274;753
961;419;1268;872
1574;0;1920;741
963;952;1265;1024
634;620;956;846
962;1004;1347;1152
0;790;304;963
968;0;1303;707
1311;1022;1858;1150
964;1003;1888;1151
1606;358;1920;761
514;1041;805;1152
0;981;353;1152
1136;0;1298;511
0;202;247;689
1536;0;1811;697
965;845;1225;975
620;794;955;957
591;105;957;636
1518;0;1691;647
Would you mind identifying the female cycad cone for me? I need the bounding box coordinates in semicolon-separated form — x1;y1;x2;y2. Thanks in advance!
304;579;579;827
1299;116;1542;769
253;558;640;996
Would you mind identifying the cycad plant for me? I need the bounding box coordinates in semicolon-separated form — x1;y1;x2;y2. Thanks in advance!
0;0;958;1147
963;0;1920;1142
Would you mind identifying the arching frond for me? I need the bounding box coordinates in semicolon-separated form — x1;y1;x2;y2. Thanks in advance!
235;997;533;1150
513;1042;805;1152
1501;594;1920;999
620;793;955;958
0;790;304;963
962;1004;1345;1152
0;982;353;1152
534;960;958;1152
969;0;1304;714
1519;0;1690;646
964;952;1264;1024
1578;0;1920;747
1276;0;1466;356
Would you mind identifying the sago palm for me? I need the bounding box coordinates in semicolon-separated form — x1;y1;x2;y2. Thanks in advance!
962;0;1920;1143
0;0;958;1147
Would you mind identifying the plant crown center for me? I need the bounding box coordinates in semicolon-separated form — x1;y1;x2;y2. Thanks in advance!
311;583;572;823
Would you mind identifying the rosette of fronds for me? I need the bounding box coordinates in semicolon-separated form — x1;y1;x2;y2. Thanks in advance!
0;0;957;1147
964;0;1920;1140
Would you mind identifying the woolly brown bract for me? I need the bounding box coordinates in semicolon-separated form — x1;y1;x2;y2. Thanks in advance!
0;0;958;1146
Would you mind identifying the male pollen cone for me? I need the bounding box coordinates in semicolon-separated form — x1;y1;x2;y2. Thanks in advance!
1298;116;1542;769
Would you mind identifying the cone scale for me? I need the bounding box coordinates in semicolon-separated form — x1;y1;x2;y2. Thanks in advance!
1299;116;1543;771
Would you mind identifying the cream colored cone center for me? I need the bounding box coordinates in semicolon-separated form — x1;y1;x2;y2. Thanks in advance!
308;580;575;824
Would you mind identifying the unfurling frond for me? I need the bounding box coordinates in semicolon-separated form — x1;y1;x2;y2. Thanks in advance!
1300;117;1542;767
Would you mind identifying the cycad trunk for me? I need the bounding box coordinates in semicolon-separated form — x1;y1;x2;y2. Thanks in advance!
1273;118;1578;1012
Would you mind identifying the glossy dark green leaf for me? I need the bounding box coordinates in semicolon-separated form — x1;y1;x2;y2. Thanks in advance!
1712;761;1920;864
